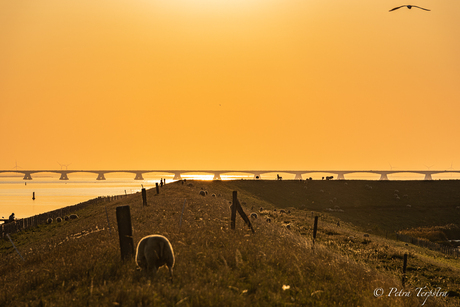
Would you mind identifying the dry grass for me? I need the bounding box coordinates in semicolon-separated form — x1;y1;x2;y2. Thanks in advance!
399;224;460;246
0;180;458;306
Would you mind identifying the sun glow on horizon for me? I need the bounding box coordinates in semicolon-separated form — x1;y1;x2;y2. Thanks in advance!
1;0;460;171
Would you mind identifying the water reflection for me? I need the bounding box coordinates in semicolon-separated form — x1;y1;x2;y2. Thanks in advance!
1;172;459;220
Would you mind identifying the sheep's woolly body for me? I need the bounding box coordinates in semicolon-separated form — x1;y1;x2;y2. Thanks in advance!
136;235;175;279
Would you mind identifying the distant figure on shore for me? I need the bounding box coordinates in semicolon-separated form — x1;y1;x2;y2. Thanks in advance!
8;213;15;222
389;5;430;12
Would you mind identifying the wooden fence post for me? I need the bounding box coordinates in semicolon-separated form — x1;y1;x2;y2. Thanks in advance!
229;191;254;233
116;206;135;261
402;253;408;286
231;191;237;230
141;188;147;207
236;199;255;234
313;216;319;243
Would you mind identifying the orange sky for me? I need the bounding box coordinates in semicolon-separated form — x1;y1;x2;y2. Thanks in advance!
1;0;459;171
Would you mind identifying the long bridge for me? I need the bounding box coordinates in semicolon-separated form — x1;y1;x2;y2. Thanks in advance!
1;170;459;181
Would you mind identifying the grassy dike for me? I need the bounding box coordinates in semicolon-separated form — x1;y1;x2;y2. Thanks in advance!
1;180;459;306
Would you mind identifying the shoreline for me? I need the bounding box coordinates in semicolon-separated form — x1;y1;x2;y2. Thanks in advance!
0;194;128;237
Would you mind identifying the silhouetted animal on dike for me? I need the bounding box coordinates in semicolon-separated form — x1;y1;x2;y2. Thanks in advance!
136;235;175;281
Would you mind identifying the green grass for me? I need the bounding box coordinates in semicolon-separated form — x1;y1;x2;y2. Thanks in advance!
1;180;459;306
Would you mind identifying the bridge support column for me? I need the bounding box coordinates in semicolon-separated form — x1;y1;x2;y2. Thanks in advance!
424;173;433;180
173;172;182;180
336;173;345;180
23;173;32;180
294;173;303;180
379;173;389;180
134;172;144;180
97;173;106;180
59;173;69;180
213;173;222;180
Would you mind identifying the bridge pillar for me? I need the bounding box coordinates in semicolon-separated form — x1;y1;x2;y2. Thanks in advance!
379;173;389;180
336;173;345;180
23;172;32;180
59;172;69;180
134;172;144;180
173;172;182;180
424;173;433;180
97;173;106;180
213;173;222;180
254;173;261;180
294;173;303;180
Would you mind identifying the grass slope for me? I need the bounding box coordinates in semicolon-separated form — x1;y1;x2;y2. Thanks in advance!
227;180;460;237
0;180;459;306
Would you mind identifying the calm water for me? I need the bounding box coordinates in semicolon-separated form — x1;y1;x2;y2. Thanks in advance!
0;173;252;221
2;172;459;221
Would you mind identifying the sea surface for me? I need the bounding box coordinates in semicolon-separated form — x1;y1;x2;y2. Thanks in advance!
1;171;459;222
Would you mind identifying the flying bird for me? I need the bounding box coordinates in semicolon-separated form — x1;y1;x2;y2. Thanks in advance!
389;5;430;12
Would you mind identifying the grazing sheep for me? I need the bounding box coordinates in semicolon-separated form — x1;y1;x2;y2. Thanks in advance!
56;217;62;223
64;216;69;221
279;209;286;214
46;218;53;224
136;235;175;280
266;218;271;223
250;213;258;219
69;214;79;219
199;191;206;196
